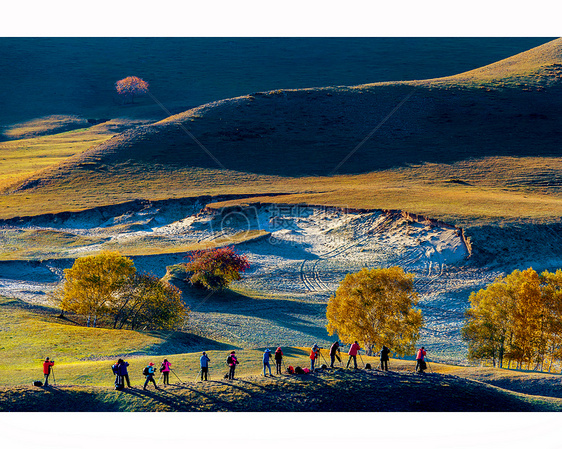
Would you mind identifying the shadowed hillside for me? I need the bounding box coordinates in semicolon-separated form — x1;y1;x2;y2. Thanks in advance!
3;368;562;412
14;38;562;188
0;37;552;130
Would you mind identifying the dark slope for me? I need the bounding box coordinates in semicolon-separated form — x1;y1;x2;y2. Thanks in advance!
14;38;562;188
2;369;561;412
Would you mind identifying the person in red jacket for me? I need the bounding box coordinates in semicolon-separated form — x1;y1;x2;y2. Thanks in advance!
346;341;361;369
415;346;427;373
310;344;320;372
43;357;55;386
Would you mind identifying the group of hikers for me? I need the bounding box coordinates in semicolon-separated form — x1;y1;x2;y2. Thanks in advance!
318;341;400;372
40;344;430;390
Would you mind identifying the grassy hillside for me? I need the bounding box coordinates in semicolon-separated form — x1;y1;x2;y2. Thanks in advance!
2;39;562;227
3;361;562;412
0;296;232;383
0;228;268;261
3;293;562;412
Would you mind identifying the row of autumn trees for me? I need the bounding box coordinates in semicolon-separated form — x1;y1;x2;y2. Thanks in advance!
54;251;188;330
462;268;562;372
325;265;562;373
52;246;562;373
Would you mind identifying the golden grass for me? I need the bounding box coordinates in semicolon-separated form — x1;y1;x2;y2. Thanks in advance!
2;115;88;140
0;229;105;261
0;126;113;192
429;37;562;89
0;227;269;261
3;156;560;228
102;230;269;257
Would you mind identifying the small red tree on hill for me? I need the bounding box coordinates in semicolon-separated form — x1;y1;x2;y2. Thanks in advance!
183;246;250;291
115;76;149;104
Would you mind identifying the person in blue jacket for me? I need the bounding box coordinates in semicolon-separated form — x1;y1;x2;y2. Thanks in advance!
200;352;211;381
143;362;159;390
263;348;273;376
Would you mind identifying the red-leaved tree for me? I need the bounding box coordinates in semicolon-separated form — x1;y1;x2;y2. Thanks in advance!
183;246;250;291
115;76;149;104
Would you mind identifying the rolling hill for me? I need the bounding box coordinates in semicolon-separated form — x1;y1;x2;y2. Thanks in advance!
16;38;562;178
1;38;561;227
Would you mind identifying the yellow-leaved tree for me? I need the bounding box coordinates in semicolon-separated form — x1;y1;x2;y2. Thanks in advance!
60;251;135;327
462;268;562;371
326;267;423;357
57;251;189;330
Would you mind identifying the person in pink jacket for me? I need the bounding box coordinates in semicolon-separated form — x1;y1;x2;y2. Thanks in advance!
160;359;172;385
346;341;361;369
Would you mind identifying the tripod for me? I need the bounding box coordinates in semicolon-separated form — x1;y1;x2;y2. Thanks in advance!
170;369;183;382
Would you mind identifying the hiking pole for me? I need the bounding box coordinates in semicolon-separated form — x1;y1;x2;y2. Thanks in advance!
171;369;183;383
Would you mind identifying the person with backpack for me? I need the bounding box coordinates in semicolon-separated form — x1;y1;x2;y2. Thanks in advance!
263;348;273;376
111;361;121;389
415;346;427;373
160;359;172;385
346;341;361;369
274;347;283;374
380;346;391;371
226;351;239;380
200;352;211;381
310;343;320;372
112;358;129;390
42;357;55;386
143;362;159;390
329;341;341;368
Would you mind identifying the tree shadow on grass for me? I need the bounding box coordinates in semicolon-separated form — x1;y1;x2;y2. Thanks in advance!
14;385;121;412
118;385;202;411
128;382;242;411
135;330;236;356
180;288;331;343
